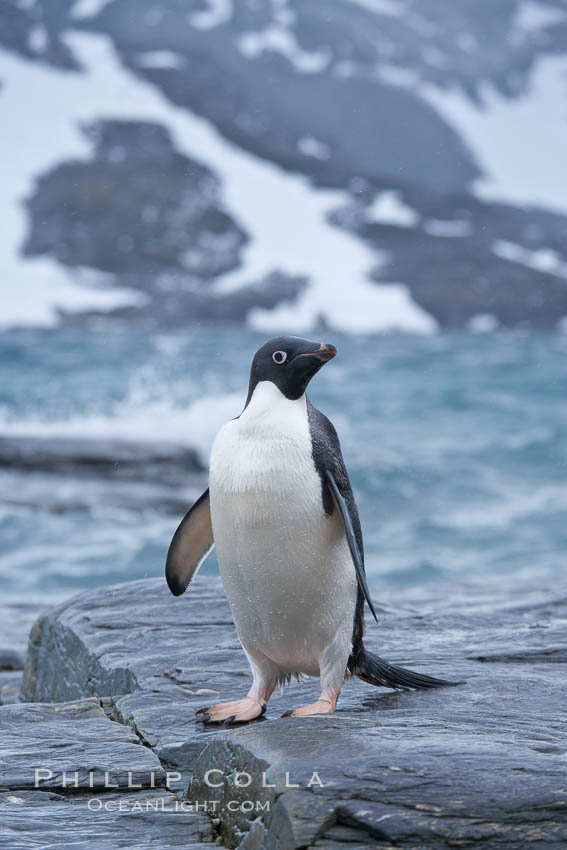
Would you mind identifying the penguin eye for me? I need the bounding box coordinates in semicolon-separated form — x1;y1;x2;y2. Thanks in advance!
272;350;287;365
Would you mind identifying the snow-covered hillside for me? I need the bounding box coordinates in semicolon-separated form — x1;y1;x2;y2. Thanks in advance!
1;0;567;331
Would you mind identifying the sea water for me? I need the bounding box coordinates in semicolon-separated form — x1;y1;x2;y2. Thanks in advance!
1;328;565;603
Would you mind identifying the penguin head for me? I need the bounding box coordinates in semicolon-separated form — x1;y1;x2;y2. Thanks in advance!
246;336;337;403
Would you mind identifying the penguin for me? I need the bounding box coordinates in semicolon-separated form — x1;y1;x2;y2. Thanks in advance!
166;336;459;723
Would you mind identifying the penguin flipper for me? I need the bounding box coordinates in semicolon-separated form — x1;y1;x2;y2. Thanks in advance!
165;489;214;596
325;470;378;622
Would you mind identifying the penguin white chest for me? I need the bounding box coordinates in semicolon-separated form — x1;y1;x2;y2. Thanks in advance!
208;382;356;677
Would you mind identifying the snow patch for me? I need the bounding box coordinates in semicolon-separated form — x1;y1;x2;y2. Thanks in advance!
187;0;233;31
28;26;48;53
238;26;330;73
377;64;421;87
366;191;419;227
297;137;331;159
71;0;114;19
514;1;566;33
349;0;405;17
424;219;472;237
420;57;567;213
0;47;149;329
0;32;436;335
249;280;436;335
134;51;187;70
493;240;567;277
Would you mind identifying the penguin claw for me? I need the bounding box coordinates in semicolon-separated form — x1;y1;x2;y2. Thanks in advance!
196;697;266;725
280;698;336;718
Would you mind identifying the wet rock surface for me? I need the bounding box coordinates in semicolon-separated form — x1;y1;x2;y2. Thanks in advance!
0;434;207;515
0;601;215;848
0;790;213;850
15;575;567;847
0;698;165;792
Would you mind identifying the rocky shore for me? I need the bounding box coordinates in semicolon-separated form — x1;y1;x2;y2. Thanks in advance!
1;576;566;848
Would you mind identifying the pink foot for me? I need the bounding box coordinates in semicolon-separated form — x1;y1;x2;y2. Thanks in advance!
281;696;336;718
196;696;266;725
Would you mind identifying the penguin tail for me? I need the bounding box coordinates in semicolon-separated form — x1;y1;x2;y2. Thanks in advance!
348;646;464;690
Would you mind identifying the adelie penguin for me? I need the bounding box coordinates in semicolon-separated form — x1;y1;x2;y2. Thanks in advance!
166;336;460;723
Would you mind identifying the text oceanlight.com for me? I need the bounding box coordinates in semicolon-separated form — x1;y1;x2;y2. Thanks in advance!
86;798;272;813
33;767;325;811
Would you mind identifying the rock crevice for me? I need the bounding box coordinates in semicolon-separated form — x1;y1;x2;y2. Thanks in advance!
4;576;567;848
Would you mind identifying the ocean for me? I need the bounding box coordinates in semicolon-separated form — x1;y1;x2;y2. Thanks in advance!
1;328;565;604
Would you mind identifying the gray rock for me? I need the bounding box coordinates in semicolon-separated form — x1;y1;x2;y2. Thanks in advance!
0;648;24;671
0;698;165;791
22;575;567;847
0;434;207;515
0;599;51;665
331;192;567;329
22;578;248;775
0;0;79;70
8;0;567;329
0;600;53;705
0;606;216;846
0;790;213;850
0;671;22;705
24;120;248;283
65;268;308;331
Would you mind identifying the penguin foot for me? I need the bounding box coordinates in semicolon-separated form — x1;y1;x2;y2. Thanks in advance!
196;697;266;725
281;697;336;718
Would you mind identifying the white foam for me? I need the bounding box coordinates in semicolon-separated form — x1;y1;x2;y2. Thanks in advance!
446;483;567;531
420;57;567;213
0;32;435;334
0;390;243;466
468;313;499;333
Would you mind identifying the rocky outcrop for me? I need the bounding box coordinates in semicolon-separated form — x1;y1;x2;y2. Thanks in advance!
0;698;213;849
22;119;307;328
18;575;567;848
0;0;79;70
0;434;206;514
0;789;212;850
0;698;165;791
24;120;247;284
6;0;567;329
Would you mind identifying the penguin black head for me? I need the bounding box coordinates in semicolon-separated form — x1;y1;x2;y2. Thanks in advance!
245;336;337;404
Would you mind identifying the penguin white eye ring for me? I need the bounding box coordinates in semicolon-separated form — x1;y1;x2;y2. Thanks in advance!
165;335;463;725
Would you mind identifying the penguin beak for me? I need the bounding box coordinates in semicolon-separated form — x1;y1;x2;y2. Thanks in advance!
298;343;337;363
